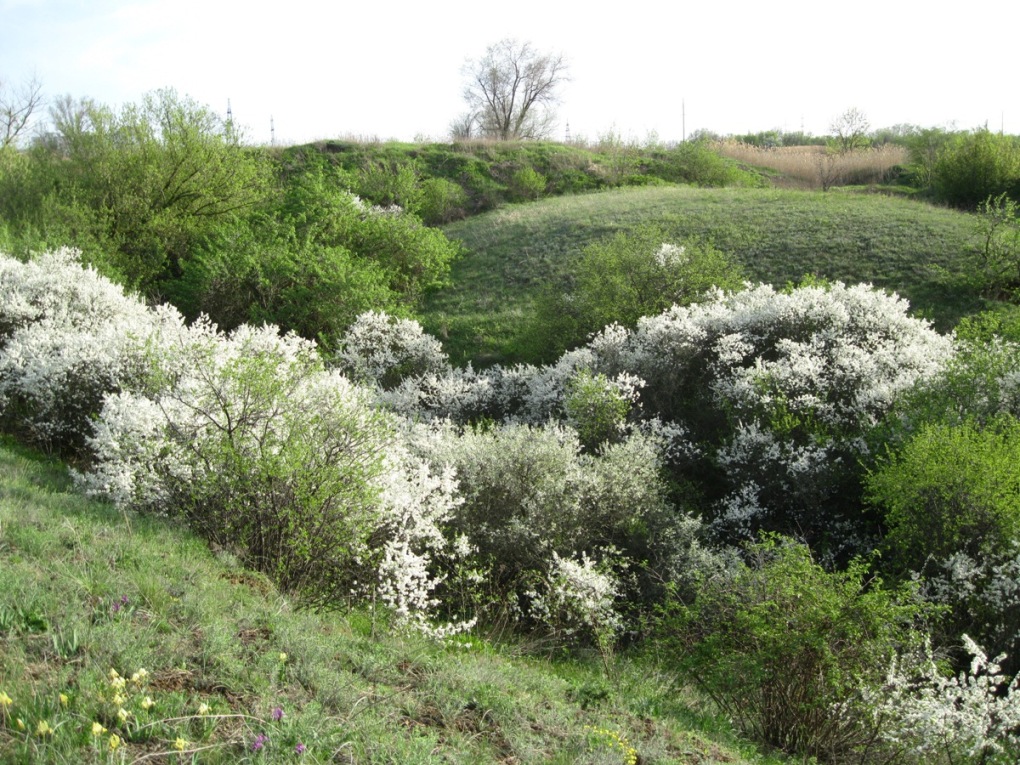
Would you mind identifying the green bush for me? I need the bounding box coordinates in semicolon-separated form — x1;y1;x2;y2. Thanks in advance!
527;227;744;360
660;535;930;762
645;142;760;187
867;415;1020;569
866;413;1020;677
355;159;422;210
417;177;469;225
3;89;273;293
174;159;461;347
968;192;1020;298
563;369;631;453
507;166;547;201
933;130;1020;208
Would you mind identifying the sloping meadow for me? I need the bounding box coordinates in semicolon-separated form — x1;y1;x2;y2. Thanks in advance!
3;248;1020;763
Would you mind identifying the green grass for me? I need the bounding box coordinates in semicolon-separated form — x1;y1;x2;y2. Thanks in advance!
0;436;778;764
423;186;986;366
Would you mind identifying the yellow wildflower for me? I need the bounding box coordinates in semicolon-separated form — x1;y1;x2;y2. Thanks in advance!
108;734;121;751
117;707;129;723
197;702;210;715
15;718;25;730
174;737;188;751
59;693;68;707
141;696;155;711
278;652;288;663
36;719;54;737
131;668;148;685
0;691;12;707
112;692;125;706
91;721;107;736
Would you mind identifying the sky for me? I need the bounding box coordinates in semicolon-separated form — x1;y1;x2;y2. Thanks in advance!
2;0;1018;147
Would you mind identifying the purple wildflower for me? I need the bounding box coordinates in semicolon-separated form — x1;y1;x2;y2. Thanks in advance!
272;706;284;722
295;743;306;754
252;733;268;751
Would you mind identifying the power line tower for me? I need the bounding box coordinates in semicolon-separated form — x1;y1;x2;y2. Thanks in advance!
270;116;275;146
564;121;571;143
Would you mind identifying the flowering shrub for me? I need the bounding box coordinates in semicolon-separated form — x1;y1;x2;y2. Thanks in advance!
529;551;624;656
333;310;449;390
871;635;1020;764
81;324;394;607
587;280;954;549
408;419;702;630
374;447;475;637
78;319;470;629
0;248;158;455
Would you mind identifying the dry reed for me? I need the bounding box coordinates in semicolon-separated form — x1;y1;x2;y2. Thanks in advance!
716;142;908;189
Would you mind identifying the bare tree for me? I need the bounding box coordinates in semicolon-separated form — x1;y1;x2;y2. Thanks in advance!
829;107;870;154
0;74;43;148
461;39;568;141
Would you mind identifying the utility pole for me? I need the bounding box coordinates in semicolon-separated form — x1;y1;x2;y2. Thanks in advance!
270;116;275;146
565;121;571;143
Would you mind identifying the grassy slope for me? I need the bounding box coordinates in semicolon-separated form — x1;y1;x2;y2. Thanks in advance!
0;438;774;764
423;186;984;366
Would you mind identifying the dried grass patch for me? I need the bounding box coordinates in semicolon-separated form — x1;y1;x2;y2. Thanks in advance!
717;142;908;189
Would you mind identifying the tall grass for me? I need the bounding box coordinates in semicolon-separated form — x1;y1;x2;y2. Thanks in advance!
716;142;909;189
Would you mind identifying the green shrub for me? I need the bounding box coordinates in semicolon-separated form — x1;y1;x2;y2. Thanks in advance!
867;415;1020;569
175;159;461;346
8;89;273;293
933;130;1020;208
355;159;422;210
417;177;469;225
563;369;631;453
866;414;1020;677
507;166;547;201
527;227;744;360
660;535;930;762
969;192;1020;298
645;142;759;187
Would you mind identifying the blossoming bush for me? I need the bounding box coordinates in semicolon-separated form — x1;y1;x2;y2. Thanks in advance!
870;635;1020;764
408;420;710;634
0;248;158;455
78;318;468;628
529;551;624;657
586;280;954;550
333;310;449;390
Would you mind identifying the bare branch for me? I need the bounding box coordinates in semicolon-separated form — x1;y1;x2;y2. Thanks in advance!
0;74;43;148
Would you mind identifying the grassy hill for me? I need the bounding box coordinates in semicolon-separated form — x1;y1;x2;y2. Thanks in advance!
422;186;985;366
0;437;777;764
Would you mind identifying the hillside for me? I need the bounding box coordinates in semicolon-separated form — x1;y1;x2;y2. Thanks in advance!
0;437;774;764
422;186;984;365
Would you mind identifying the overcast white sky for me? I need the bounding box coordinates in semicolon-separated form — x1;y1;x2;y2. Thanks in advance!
2;0;1017;146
